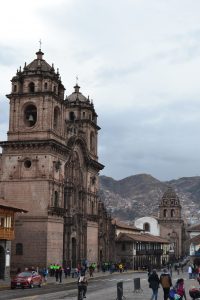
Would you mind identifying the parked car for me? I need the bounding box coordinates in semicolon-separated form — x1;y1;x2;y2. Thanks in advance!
11;271;42;289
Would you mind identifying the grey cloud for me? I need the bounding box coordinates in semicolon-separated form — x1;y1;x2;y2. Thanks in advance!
96;61;146;84
2;0;200;182
98;95;200;180
0;45;21;66
0;98;9;123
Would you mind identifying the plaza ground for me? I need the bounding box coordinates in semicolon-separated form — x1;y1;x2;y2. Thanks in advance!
0;268;199;299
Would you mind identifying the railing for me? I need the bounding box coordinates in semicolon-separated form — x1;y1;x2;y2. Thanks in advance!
136;249;163;255
0;227;15;240
48;206;66;216
87;214;99;222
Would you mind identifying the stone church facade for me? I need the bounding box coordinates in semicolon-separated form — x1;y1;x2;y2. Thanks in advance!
0;49;113;271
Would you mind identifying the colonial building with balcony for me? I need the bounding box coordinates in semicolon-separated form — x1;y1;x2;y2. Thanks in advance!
115;232;169;269
0;199;27;279
187;223;200;257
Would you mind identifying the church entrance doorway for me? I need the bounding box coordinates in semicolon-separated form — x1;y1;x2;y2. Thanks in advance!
72;238;77;268
0;246;5;279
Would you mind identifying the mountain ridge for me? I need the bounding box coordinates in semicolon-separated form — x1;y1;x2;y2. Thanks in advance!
99;174;200;224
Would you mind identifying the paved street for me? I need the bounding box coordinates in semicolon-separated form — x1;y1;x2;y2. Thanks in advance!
0;269;200;300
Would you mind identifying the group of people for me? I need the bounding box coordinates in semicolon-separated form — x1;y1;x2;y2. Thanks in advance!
48;263;88;298
148;268;187;300
188;264;200;279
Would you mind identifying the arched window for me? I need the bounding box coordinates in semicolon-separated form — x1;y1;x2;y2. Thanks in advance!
171;209;175;217
72;238;77;268
16;243;23;255
69;111;75;121
29;82;35;93
44;82;48;90
54;191;59;207
13;84;17;92
143;222;150;232
53;107;60;129
91;201;94;215
164;209;168;218
90;132;95;152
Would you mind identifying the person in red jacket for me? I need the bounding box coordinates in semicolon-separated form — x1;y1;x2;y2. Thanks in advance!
175;278;187;300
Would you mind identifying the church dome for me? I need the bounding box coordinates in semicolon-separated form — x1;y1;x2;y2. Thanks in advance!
67;84;89;103
10;49;65;100
25;50;54;72
26;57;51;72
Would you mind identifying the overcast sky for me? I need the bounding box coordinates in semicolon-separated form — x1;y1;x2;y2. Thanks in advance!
1;0;200;181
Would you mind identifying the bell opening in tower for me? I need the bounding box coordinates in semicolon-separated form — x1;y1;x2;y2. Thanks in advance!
24;104;37;127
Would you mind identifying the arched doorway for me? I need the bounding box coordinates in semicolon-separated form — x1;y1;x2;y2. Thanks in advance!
0;246;5;279
99;249;103;263
72;238;77;268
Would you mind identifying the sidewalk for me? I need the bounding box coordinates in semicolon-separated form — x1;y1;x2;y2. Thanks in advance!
0;270;136;290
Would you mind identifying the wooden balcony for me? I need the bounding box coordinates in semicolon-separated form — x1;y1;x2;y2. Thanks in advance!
136;249;163;255
0;227;14;240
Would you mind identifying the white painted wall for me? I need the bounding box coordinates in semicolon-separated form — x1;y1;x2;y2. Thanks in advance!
135;217;160;236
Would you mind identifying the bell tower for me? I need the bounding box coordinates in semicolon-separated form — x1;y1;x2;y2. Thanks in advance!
65;83;99;160
158;187;184;260
7;49;66;144
159;187;182;220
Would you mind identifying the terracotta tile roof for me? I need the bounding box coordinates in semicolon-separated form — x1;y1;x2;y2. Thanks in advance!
112;219;142;231
187;223;200;232
0;199;28;213
190;234;200;244
116;232;169;244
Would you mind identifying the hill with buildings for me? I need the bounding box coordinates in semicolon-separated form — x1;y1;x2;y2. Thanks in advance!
99;174;200;225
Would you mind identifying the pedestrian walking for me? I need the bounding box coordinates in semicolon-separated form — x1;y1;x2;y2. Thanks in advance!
177;265;180;275
175;278;187;300
181;265;184;274
89;264;94;277
160;268;172;300
58;266;63;283
42;268;48;282
77;270;88;299
188;265;192;279
118;263;123;273
55;266;59;282
148;269;160;300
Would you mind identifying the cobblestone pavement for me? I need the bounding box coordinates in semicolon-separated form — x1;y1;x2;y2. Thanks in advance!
13;270;200;300
71;272;200;300
1;270;200;300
